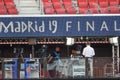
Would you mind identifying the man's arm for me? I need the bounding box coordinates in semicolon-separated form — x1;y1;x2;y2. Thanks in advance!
53;51;60;58
48;56;53;63
82;48;86;57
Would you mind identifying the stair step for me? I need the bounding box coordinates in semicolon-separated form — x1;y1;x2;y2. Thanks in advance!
19;9;41;14
13;0;41;15
20;1;38;7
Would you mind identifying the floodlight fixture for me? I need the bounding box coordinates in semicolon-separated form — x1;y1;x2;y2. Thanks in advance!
66;37;74;45
109;37;119;46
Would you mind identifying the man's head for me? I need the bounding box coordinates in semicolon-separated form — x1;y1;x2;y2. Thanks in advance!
86;42;91;46
55;47;60;52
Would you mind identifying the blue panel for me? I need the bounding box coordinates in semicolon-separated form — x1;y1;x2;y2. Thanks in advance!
12;59;18;78
0;15;120;37
24;59;30;78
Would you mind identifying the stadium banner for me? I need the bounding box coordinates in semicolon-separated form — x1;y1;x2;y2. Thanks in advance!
0;15;120;37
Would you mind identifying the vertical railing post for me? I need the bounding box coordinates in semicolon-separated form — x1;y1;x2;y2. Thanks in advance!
2;58;4;79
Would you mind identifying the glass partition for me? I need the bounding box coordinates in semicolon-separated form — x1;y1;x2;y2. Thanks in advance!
21;58;40;79
0;57;119;79
4;58;18;79
47;57;85;78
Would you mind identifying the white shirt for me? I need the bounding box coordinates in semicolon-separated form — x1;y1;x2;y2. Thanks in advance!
82;45;95;57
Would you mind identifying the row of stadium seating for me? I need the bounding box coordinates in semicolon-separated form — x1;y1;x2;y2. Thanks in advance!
43;0;120;14
0;0;120;15
0;0;18;14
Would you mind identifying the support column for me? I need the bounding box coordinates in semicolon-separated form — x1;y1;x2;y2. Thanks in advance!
112;45;119;76
28;38;36;58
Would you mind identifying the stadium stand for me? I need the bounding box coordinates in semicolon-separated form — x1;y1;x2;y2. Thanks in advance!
66;7;76;14
100;7;109;14
0;1;4;8
7;7;18;14
0;7;7;14
89;7;99;14
110;6;120;14
99;1;108;8
55;7;66;14
44;7;55;14
108;0;119;6
4;0;15;8
42;0;120;14
0;0;120;15
0;0;18;14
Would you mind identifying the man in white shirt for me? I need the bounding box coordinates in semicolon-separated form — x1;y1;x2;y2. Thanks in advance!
82;42;95;57
82;42;95;77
